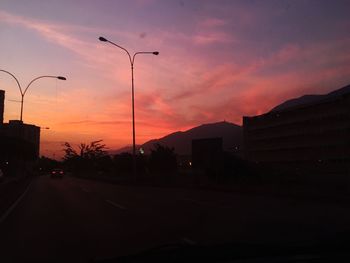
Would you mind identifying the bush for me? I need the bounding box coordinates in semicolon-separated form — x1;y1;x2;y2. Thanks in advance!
148;144;177;174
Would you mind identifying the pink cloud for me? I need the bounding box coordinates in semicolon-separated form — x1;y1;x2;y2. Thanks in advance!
0;10;142;80
165;38;350;126
2;9;350;157
198;17;226;28
192;31;236;45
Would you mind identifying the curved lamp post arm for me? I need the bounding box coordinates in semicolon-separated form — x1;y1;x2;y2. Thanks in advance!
23;75;63;96
99;37;159;66
132;51;159;64
0;69;23;95
111;42;132;65
101;37;132;65
98;36;159;178
21;75;66;121
0;70;66;122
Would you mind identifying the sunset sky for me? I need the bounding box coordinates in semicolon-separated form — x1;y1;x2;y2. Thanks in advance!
1;0;350;158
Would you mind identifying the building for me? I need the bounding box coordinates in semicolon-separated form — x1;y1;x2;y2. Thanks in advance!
0;120;40;159
243;85;350;175
0;90;40;175
0;90;4;124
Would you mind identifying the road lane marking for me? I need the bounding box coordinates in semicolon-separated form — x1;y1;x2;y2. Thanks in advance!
182;237;197;245
0;180;32;224
105;199;126;210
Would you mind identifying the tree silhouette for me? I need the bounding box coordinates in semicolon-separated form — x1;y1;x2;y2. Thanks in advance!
63;140;107;161
62;140;108;173
149;143;177;174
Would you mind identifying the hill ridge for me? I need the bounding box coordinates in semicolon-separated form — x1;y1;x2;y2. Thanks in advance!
110;121;242;155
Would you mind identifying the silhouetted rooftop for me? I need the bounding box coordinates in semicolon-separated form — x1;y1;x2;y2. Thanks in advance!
270;84;350;112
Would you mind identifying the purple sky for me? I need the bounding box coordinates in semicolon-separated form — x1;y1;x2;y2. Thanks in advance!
0;0;349;158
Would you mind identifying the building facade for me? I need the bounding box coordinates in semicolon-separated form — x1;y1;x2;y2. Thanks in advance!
243;88;350;175
0;90;40;160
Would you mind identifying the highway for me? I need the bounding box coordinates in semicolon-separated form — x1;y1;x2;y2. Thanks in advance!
0;175;350;262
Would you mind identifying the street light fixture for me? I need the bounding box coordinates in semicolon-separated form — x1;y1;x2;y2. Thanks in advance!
0;70;66;122
98;36;159;177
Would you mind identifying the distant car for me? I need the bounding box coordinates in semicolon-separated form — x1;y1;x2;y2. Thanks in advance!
50;168;64;178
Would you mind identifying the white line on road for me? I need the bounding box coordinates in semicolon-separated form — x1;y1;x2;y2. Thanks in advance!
182;237;197;245
0;181;32;225
105;199;126;210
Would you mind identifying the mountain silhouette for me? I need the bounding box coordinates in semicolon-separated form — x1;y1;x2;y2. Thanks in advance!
141;121;242;155
271;84;350;112
110;121;242;155
108;145;140;155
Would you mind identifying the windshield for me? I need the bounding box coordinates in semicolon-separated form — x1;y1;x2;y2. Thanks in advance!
0;0;350;262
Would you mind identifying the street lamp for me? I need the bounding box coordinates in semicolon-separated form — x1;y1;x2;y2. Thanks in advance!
22;75;66;122
0;70;66;122
99;36;159;177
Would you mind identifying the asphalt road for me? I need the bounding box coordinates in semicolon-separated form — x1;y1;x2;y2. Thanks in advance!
1;175;350;262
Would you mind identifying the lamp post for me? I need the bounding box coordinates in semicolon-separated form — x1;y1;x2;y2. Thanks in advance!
99;36;159;177
0;70;66;122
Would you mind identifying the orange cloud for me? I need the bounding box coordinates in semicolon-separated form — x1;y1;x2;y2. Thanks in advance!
1;9;350;159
